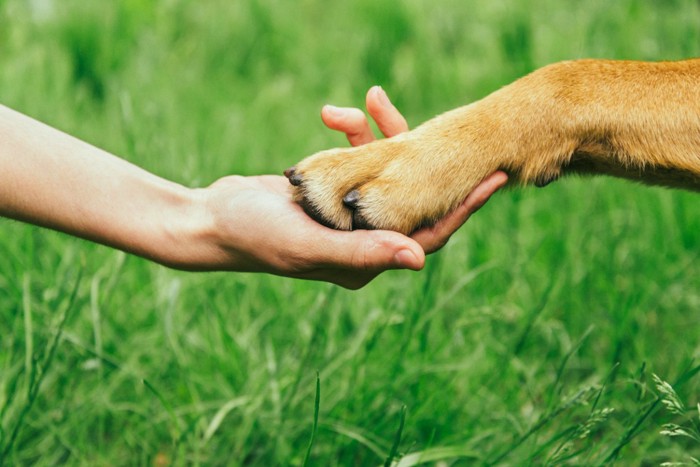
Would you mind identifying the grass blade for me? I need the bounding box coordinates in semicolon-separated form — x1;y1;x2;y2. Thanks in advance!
384;405;407;467
22;274;33;397
202;397;250;445
2;266;83;460
395;446;480;466
301;372;321;467
142;378;181;442
320;422;388;459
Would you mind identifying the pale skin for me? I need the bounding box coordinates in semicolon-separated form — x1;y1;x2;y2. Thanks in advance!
0;87;507;289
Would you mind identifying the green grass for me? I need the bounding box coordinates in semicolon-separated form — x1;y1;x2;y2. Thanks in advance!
1;0;700;464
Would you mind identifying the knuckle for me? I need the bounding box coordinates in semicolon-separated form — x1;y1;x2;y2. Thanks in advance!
350;243;371;271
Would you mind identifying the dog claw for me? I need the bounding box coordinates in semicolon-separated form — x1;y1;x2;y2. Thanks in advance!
535;173;558;187
284;167;303;186
290;174;303;186
343;190;361;208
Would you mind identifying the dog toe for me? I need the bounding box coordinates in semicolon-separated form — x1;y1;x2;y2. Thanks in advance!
342;190;361;209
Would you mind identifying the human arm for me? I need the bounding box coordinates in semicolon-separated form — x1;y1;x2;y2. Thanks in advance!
0;88;506;289
0;103;197;265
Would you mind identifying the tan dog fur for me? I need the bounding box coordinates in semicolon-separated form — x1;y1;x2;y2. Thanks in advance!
287;59;700;235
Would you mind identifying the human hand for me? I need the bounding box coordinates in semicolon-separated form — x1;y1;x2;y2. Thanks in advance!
188;87;506;289
0;93;502;290
317;86;508;254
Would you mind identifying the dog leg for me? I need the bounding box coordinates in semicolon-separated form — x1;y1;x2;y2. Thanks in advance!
288;59;700;234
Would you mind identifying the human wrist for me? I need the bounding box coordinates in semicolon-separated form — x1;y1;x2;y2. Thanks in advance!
139;183;219;271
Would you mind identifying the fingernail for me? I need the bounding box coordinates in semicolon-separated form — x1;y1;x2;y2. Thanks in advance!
374;86;392;108
394;248;420;270
323;104;343;116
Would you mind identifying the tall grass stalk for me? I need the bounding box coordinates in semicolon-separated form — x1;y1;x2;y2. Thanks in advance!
1;267;82;461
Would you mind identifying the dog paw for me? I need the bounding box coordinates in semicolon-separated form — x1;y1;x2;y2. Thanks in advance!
286;74;579;235
285;129;493;235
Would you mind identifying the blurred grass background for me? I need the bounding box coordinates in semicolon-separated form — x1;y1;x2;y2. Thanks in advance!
1;0;700;464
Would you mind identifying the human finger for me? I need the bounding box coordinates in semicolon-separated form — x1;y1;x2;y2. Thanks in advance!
299;229;425;279
365;86;409;138
412;171;509;254
321;105;375;146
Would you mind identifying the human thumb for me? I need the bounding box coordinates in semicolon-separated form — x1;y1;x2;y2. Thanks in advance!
337;230;425;271
392;246;424;270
